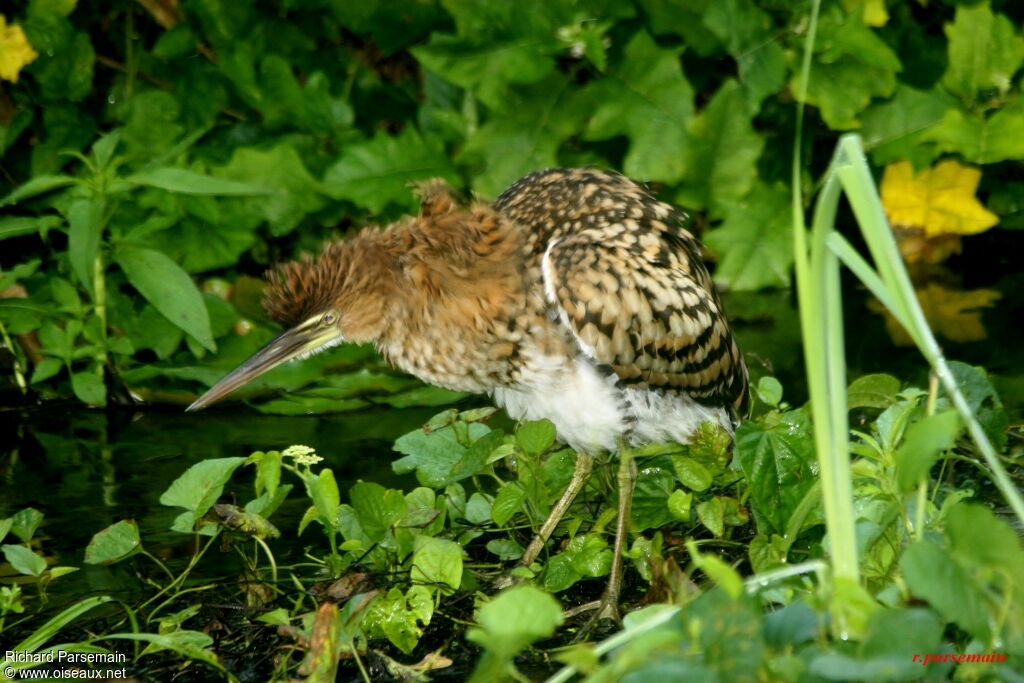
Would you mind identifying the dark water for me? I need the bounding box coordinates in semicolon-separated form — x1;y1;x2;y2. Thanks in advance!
1;230;1022;634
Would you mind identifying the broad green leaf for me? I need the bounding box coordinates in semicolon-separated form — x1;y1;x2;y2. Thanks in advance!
364;586;434;655
159;457;246;532
0;518;11;544
10;508;43;543
703;0;785;113
923;101;1024;164
542;552;581;592
323;128;460;215
671;456;712;492
2;544;47;576
466;584;563;659
22;13;95;102
735;410;815;534
485;538;523;561
115;245;216;351
790;4;901;129
667;489;692;521
465;492;492;524
412;3;561;109
894;410;960;491
515;419;556;456
677;80;763;218
631;467;675;531
411;536;462;593
942;2;1024;101
847;373;900;410
460;74;589;197
67;194;105;298
706;182;792;290
901;541;992;641
946;363;1009;452
696;497;725;538
244;484;293;520
349;481;407;542
755;376;783;407
247;450;282;497
214;143;326;236
583;30;693;182
127;167;270;196
103;631;221;670
392;422;491;487
491;482;526;526
568;534;613;578
860;85;953;167
84;520;142;565
71;369;106;406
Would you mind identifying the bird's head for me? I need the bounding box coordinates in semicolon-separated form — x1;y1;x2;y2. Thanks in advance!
187;233;397;412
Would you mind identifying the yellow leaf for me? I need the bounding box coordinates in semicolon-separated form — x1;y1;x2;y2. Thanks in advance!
881;160;999;238
869;282;1000;346
0;15;38;83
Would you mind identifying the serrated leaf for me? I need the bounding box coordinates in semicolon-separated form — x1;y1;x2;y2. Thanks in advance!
115;245;216;351
923;101;1024;164
491;482;526;526
706;182;791;290
460;74;589;197
860;85;953;167
350;481;408;542
583;30;693;182
322;128;460;214
677;80;763;218
703;0;785;113
942;2;1024;101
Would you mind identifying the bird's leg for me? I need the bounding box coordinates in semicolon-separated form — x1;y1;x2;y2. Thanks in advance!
519;451;594;569
585;439;637;629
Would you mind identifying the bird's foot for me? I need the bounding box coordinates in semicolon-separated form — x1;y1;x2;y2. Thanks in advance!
571;593;622;642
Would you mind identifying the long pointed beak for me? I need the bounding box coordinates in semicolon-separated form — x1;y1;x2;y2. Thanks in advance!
186;319;343;412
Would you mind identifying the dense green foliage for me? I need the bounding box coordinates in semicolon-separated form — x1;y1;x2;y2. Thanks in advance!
2;0;1023;406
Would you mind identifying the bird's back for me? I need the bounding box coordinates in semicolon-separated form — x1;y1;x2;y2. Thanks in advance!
490;168;747;450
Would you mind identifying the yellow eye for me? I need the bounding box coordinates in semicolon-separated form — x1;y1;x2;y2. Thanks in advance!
321;313;336;325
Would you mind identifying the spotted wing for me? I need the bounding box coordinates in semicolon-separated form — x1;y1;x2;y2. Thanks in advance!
541;228;747;412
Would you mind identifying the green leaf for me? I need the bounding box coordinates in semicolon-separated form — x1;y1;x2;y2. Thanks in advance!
71;370;106;407
667;489;692;521
364;586;434;655
0;216;61;241
214;143;326;236
127;167;270;196
901;541;992;641
349;481;408;542
485;538;524;561
466;584;563;660
515;419;556;456
322;127;460;214
894;410;960;491
1;175;77;207
860;85;953;167
671;456;712;492
735;410;815;534
677;80;763;218
411;536;463;593
755;376;783;407
2;544;47;577
22;13;95;102
392;422;492;487
942;2;1024;101
491;482;526;526
0;518;11;544
947;362;1009;452
10;508;43;543
305;469;341;531
84;520;142;565
102;631;221;671
706;182;792;290
923;101;1024;164
847;373;900;410
65;194;103;296
583;30;694;182
115;245;216;352
247;450;282;497
569;534;613;578
790;4;901;129
696;497;725;538
631;467;675;531
460;74;590;197
411;3;560;109
158;457;247;532
702;0;786;113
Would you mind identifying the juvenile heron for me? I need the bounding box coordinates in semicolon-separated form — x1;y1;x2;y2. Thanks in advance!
188;168;748;623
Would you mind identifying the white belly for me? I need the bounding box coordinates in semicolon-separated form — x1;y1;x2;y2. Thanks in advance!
492;355;732;453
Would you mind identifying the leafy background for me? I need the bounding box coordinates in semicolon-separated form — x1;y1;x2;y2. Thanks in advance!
1;0;1023;407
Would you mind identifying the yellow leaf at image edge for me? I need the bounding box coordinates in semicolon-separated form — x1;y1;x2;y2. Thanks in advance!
881;160;999;238
0;16;38;83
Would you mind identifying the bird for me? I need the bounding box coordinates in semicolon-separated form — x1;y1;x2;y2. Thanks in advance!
187;167;748;625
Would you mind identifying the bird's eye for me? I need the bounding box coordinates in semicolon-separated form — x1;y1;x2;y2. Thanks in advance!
321;313;336;326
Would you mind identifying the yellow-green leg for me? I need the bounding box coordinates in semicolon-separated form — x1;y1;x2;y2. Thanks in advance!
518;452;594;569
